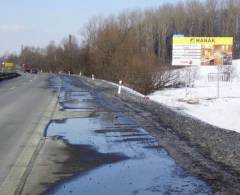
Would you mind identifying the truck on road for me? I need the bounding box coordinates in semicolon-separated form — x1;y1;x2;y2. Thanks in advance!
21;64;31;73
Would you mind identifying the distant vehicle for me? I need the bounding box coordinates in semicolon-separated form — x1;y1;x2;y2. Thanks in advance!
31;69;38;74
22;64;31;73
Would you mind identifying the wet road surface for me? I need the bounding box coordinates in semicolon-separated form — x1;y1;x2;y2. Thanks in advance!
47;75;212;195
44;116;211;195
22;75;213;195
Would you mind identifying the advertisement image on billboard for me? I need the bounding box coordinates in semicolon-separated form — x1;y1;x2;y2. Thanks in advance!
4;62;15;69
172;37;233;66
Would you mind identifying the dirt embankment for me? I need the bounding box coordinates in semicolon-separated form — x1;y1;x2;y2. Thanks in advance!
79;76;240;194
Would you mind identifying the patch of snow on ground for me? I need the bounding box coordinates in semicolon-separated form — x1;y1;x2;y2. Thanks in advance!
149;60;240;133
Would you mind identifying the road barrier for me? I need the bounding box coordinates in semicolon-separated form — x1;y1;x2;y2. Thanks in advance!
0;72;20;81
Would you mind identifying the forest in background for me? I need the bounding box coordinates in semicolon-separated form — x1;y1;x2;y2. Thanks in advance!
1;0;240;94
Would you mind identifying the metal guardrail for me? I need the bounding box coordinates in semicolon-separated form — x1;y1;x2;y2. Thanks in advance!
0;73;20;81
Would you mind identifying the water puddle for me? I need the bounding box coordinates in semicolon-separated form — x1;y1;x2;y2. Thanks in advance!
58;85;99;111
59;91;97;111
44;112;213;195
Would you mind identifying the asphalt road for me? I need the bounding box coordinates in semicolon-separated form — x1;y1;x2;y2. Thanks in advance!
0;73;54;185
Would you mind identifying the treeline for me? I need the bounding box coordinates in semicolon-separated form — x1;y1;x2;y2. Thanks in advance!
3;0;240;94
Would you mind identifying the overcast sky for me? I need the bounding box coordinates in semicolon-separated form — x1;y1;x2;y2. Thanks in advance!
0;0;177;55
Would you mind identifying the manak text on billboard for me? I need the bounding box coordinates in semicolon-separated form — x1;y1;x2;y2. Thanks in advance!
172;37;233;66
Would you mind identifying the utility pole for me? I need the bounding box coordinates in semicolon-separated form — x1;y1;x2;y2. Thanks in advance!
158;33;161;60
21;45;24;65
69;34;72;73
234;15;239;59
21;45;24;54
236;15;239;35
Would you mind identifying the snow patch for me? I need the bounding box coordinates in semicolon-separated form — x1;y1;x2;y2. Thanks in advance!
149;59;240;133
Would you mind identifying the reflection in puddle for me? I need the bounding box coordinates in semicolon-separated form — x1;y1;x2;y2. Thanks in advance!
56;76;98;112
59;91;98;111
44;112;213;195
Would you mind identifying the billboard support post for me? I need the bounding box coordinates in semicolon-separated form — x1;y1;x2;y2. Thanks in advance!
217;65;220;98
185;68;188;97
185;66;191;98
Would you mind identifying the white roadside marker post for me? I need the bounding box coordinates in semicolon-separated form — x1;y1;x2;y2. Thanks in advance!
68;71;71;76
92;74;95;80
79;72;82;76
118;80;122;95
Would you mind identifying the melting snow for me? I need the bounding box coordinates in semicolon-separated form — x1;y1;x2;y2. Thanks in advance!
150;60;240;133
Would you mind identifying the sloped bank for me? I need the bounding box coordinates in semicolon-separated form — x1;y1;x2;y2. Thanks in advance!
80;76;240;176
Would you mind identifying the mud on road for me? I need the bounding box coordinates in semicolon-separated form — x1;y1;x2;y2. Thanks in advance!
20;75;239;194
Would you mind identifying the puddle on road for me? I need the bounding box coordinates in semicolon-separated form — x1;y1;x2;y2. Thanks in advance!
59;92;95;112
59;78;99;112
44;112;213;195
49;75;129;113
44;75;213;194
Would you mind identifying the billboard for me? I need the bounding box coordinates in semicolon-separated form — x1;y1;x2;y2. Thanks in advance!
172;37;233;66
3;62;15;69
